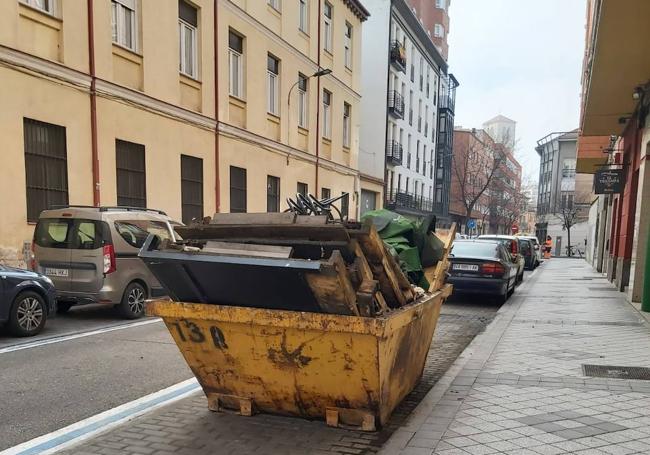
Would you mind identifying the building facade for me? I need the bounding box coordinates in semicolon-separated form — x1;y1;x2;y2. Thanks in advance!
405;0;451;61
0;0;368;267
535;130;593;256
359;0;456;222
449;128;496;234
577;0;650;305
483;115;516;151
486;143;522;234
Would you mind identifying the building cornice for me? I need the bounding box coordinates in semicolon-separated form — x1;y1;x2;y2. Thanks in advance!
344;0;370;22
219;122;359;178
0;44;90;89
0;44;218;131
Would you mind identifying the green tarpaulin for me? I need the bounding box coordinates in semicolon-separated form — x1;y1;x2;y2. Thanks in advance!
361;209;444;289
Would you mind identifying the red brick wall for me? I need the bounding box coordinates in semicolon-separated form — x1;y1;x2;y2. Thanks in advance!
404;0;450;61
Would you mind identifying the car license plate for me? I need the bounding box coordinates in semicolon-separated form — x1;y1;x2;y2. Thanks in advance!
453;264;479;271
45;267;69;277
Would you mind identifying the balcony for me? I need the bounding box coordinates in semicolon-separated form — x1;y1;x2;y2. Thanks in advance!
389;41;406;73
386;140;403;166
385;190;444;215
387;90;404;119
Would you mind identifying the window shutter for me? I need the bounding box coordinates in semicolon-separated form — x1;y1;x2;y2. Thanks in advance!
178;0;197;26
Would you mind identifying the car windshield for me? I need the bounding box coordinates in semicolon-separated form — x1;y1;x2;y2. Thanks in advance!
115;220;171;248
451;242;499;259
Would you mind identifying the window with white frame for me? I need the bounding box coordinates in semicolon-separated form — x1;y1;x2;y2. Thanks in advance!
22;0;55;15
343;102;351;148
268;0;280;12
323;2;333;53
179;1;198;78
435;0;446;9
228;31;244;98
322;89;332;139
298;74;308;128
111;0;137;51
434;24;444;38
344;22;352;69
267;54;280;115
299;0;308;33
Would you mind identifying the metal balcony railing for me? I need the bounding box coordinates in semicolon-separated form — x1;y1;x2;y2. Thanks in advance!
387;90;404;119
385;190;444;215
386;140;403;166
389;41;406;72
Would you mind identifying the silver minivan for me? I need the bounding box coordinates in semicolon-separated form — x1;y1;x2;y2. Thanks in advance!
32;206;178;318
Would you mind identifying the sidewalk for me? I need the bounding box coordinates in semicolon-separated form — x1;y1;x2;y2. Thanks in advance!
382;258;650;455
58;259;650;455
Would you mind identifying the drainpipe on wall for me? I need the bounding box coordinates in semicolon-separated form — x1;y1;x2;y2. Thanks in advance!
87;0;100;206
213;0;221;213
643;224;650;312
314;0;322;191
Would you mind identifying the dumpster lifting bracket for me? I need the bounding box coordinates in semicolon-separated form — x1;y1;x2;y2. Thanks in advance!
207;393;255;417
325;407;376;432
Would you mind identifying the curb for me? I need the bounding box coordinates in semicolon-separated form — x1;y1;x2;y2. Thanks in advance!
378;266;546;454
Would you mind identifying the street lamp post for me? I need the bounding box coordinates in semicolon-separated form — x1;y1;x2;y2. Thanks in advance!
286;68;332;189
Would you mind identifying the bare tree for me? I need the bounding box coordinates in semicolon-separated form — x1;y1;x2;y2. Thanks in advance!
451;132;504;233
500;189;527;234
554;190;592;256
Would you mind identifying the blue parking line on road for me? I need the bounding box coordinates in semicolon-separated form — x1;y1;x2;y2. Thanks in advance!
10;381;201;455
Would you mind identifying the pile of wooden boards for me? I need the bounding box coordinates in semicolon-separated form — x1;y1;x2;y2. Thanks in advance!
162;213;455;318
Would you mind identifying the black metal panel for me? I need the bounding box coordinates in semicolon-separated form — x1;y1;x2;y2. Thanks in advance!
139;243;325;313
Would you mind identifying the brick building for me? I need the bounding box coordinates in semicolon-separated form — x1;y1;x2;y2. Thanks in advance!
405;0;451;61
449;128;496;234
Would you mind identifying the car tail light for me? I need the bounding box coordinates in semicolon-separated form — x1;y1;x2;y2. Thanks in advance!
103;244;116;274
29;241;36;271
481;262;505;276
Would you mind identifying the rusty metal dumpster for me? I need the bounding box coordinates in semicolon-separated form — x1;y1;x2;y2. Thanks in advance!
146;283;451;431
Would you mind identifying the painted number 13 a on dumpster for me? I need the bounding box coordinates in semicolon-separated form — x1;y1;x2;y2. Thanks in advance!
170;320;228;349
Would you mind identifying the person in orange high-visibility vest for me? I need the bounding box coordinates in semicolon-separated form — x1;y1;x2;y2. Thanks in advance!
544;235;553;259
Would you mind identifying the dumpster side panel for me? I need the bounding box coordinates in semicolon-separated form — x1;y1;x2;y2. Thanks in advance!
377;292;445;425
160;313;382;419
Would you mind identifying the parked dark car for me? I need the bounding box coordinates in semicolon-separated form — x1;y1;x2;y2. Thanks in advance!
447;240;519;303
518;238;536;270
0;265;56;336
478;235;525;283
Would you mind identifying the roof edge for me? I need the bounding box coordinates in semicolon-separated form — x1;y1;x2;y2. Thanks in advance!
344;0;370;22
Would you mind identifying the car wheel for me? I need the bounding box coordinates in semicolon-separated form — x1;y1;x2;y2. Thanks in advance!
57;302;73;314
9;291;47;337
119;282;147;319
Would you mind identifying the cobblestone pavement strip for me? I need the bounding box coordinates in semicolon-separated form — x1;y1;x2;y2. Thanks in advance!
379;259;650;455
58;294;500;454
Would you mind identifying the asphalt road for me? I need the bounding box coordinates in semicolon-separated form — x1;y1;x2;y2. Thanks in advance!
0;269;534;451
0;307;193;450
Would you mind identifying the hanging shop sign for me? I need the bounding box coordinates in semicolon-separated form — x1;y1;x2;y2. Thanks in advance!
594;169;624;194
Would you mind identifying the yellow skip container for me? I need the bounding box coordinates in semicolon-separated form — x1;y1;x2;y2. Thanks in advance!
146;284;451;431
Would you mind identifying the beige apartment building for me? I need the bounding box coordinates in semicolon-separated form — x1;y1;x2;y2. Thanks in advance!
0;0;368;266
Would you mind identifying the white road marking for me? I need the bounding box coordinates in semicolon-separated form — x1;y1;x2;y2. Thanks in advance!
0;318;163;355
0;378;201;455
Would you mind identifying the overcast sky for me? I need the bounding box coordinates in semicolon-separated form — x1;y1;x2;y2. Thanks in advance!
447;0;587;183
